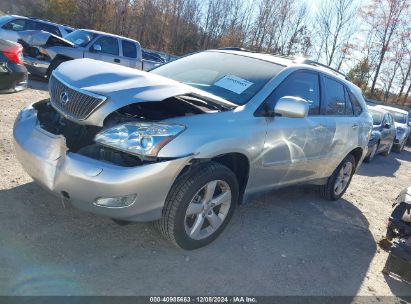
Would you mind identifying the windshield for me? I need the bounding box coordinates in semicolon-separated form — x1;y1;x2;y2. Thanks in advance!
369;109;383;125
150;51;284;105
388;111;408;124
64;30;96;47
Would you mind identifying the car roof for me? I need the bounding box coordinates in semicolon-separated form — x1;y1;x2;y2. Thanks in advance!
9;15;65;27
79;29;138;42
214;49;293;66
211;49;361;94
375;105;408;115
367;106;390;115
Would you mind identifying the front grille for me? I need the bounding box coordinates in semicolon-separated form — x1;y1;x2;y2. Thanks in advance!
49;74;106;121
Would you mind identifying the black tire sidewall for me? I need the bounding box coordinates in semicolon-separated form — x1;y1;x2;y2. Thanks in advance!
365;143;377;163
173;164;239;250
47;59;65;78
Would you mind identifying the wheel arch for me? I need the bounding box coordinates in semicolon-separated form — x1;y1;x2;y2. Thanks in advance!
349;147;363;167
211;153;250;204
175;153;250;204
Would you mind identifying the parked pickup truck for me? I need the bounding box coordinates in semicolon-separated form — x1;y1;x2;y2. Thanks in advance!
20;29;161;77
13;50;372;249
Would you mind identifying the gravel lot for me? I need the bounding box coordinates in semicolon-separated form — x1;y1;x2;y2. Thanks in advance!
0;77;410;297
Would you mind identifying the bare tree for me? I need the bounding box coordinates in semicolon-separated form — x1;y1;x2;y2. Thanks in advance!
314;0;358;69
361;0;410;96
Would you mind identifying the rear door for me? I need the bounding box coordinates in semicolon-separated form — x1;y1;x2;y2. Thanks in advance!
120;39;141;68
379;114;391;149
84;35;122;65
321;75;360;170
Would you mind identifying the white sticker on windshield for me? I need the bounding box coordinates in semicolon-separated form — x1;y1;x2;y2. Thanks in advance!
214;75;253;94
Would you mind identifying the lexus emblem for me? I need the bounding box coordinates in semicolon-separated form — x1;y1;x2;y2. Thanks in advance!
60;92;69;105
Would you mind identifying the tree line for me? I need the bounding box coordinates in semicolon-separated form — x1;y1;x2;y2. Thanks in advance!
1;0;410;106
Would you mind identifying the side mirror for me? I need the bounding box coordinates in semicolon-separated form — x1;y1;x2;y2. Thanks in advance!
273;96;309;118
384;123;391;129
92;44;102;52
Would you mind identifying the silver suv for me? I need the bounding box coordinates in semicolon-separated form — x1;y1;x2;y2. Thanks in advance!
13;50;372;249
0;15;73;41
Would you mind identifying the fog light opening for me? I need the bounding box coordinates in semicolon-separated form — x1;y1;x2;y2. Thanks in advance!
93;194;137;208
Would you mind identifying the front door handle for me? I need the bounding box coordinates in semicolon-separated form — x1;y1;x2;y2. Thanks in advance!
114;58;120;63
352;123;359;129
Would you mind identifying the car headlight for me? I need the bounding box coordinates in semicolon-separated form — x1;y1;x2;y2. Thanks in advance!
94;122;185;158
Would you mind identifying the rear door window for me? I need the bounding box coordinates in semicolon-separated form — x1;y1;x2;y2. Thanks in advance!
268;70;321;115
348;90;363;116
35;22;61;36
323;76;347;115
122;40;137;58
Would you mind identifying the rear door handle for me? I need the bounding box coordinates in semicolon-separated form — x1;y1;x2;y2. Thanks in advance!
114;58;120;63
352;123;359;129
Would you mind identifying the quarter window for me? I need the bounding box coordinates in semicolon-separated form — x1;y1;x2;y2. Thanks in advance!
268;70;321;115
348;91;363;116
93;36;119;56
3;19;33;31
122;40;137;58
323;77;347;115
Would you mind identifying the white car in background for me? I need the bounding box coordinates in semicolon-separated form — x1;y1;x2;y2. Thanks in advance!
376;105;410;153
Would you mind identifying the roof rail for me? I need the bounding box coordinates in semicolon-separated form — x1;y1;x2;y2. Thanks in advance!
293;57;350;81
270;53;296;60
219;47;250;52
27;16;53;23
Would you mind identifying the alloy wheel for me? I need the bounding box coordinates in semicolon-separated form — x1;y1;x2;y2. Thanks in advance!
334;162;353;196
184;180;232;240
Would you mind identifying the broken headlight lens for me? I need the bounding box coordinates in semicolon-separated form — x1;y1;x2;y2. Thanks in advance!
94;122;185;158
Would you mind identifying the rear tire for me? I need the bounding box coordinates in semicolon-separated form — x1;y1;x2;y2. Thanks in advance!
382;140;393;156
155;162;239;250
364;143;377;163
319;154;356;201
393;140;405;153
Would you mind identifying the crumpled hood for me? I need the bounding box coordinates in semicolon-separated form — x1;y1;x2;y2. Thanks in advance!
53;58;234;107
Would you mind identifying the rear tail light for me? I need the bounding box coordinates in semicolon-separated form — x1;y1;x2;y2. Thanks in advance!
2;44;24;64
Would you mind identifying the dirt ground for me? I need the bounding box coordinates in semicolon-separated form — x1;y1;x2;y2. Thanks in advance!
0;77;410;298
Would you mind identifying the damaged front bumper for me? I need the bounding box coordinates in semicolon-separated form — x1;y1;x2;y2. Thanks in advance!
13;106;192;221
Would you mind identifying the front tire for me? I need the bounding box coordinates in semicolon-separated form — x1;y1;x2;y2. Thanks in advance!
319;154;356;201
46;58;66;79
155;162;239;250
